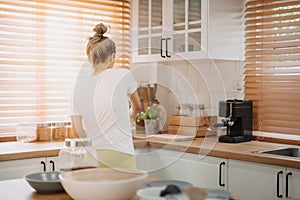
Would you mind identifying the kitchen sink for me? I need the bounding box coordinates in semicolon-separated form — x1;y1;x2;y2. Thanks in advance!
255;147;300;159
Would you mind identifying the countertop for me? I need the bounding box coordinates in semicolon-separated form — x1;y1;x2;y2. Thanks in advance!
0;136;299;169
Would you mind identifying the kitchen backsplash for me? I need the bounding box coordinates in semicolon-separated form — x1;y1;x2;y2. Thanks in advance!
130;59;244;119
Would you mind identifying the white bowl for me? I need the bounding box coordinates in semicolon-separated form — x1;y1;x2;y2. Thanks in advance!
59;168;148;200
137;187;189;200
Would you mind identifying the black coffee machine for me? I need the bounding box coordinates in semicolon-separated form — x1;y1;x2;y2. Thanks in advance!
215;99;253;143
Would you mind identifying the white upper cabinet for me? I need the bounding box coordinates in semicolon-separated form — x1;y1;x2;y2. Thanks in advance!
131;0;244;63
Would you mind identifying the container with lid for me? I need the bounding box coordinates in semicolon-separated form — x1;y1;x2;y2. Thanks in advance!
66;121;76;138
16;122;37;142
52;122;67;141
191;104;207;117
177;104;207;117
177;104;192;116
36;122;52;141
58;138;97;171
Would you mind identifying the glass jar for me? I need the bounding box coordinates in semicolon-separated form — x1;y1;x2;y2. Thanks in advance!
36;122;52;141
191;104;207;117
16;122;37;142
177;104;207;117
58;138;96;171
177;104;192;116
52;122;67;141
66;121;76;138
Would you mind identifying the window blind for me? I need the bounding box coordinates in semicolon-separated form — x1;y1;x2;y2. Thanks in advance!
244;0;300;135
0;0;130;136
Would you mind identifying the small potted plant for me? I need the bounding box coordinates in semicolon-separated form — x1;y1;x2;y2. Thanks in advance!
137;104;161;136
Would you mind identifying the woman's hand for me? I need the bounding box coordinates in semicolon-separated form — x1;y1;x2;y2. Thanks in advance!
129;91;142;123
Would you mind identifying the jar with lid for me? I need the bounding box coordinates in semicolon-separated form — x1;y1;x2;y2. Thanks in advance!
190;104;207;117
177;104;192;116
58;138;97;171
52;122;67;141
66;121;76;138
36;122;52;141
16;122;37;142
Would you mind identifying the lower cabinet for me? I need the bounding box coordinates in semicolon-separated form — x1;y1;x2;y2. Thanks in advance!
228;159;300;200
135;148;300;199
135;148;228;191
287;167;300;199
0;156;59;180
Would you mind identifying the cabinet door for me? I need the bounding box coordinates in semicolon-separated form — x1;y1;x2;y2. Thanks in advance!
0;158;46;180
228;159;285;200
131;0;206;62
171;0;206;59
132;0;164;62
178;153;227;191
46;156;59;172
287;168;300;199
136;148;228;190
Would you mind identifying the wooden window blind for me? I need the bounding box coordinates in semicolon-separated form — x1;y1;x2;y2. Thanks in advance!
244;0;300;135
0;0;130;136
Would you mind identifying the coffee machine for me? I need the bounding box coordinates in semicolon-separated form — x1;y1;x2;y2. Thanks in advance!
215;99;253;143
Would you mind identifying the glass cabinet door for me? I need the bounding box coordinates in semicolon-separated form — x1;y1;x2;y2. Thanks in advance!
137;0;163;56
173;0;202;54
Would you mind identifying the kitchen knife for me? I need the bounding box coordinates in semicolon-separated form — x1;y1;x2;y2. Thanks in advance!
153;83;157;104
137;86;144;111
147;84;151;107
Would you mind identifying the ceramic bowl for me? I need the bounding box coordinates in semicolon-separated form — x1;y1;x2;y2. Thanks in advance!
25;171;64;193
59;168;148;200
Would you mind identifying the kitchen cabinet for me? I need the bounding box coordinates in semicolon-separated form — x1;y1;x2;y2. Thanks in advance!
135;148;228;190
131;0;244;63
0;156;58;180
286;167;300;199
228;159;300;199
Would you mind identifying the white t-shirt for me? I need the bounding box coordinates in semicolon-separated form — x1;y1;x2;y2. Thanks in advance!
71;68;137;155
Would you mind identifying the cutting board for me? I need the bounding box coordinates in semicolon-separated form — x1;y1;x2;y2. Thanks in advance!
147;134;195;142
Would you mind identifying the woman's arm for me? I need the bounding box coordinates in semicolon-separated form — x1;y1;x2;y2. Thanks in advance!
71;115;87;138
129;91;142;123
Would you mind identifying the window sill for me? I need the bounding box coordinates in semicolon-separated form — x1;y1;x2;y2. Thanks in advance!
0;135;16;142
253;131;300;146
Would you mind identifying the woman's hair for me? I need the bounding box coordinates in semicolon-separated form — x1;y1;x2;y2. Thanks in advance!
86;23;116;65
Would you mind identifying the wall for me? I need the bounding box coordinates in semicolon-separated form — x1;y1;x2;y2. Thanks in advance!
131;59;244;130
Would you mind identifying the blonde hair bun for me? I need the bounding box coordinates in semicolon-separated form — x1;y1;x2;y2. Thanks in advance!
93;23;108;37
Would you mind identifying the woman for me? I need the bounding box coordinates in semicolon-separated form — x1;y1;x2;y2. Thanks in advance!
71;23;141;169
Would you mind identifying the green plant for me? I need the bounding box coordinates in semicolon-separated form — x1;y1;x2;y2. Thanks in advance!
137;104;160;122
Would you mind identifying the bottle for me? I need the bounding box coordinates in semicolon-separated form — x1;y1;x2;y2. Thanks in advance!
58;138;97;171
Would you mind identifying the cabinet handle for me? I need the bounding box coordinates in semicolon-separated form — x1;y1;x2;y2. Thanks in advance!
49;160;55;171
166;38;171;58
286;172;292;198
41;161;46;172
219;162;225;187
160;38;165;58
277;171;283;198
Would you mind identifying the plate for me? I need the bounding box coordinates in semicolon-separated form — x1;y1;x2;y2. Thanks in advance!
144;180;193;190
